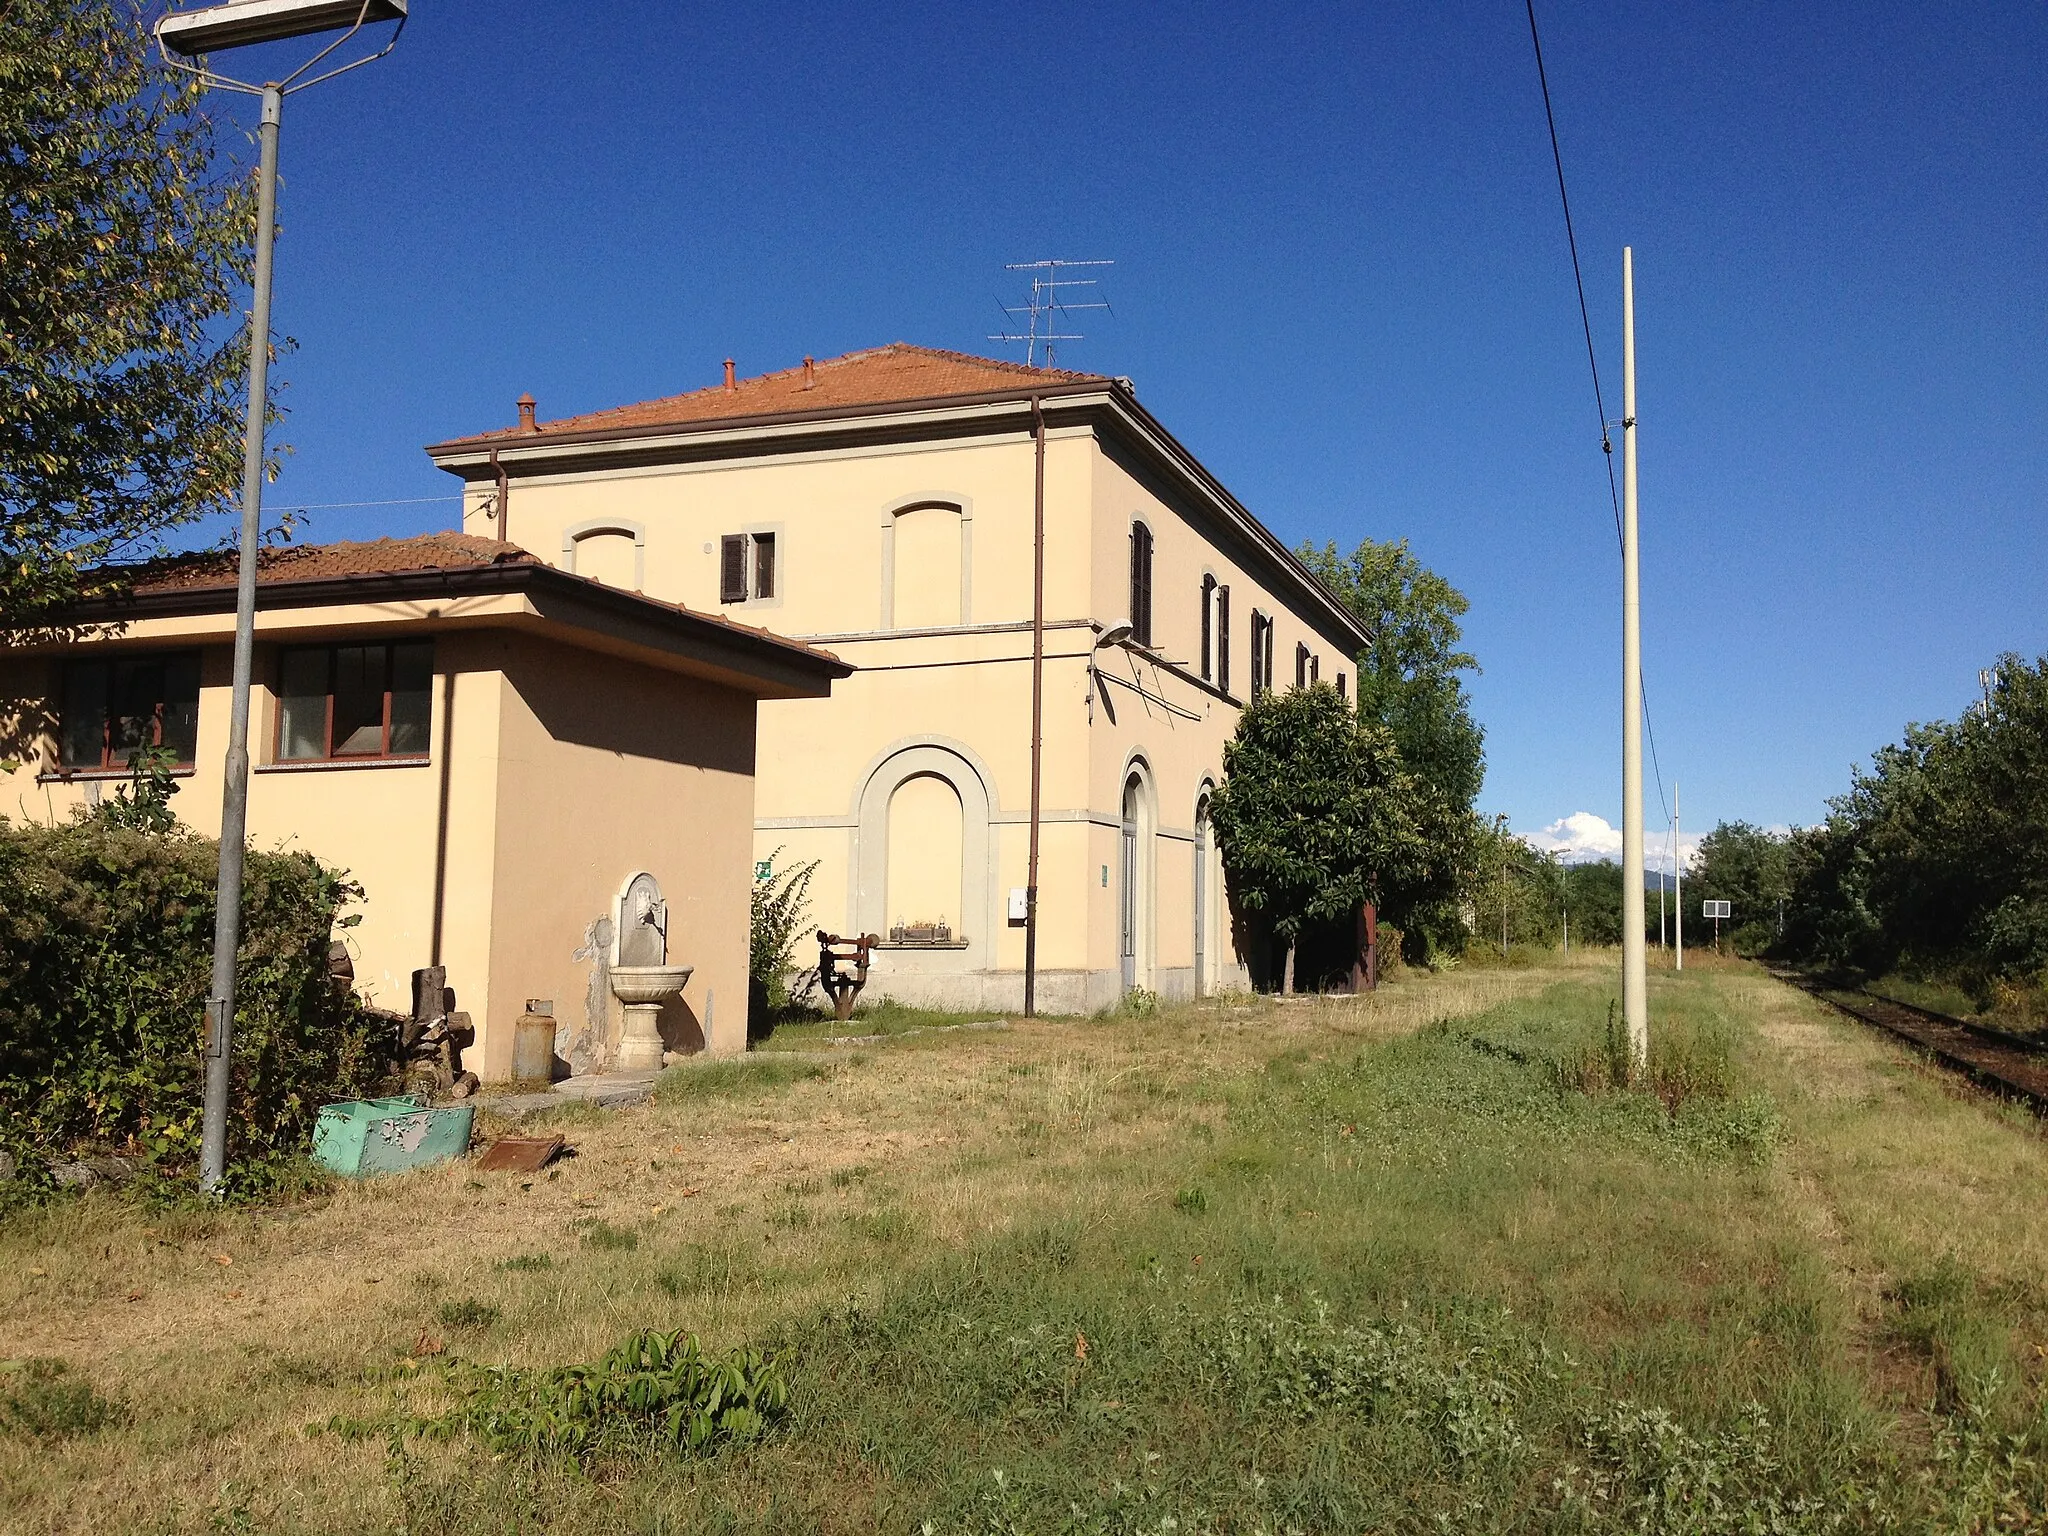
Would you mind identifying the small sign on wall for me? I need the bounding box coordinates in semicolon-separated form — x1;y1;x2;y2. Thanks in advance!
1008;888;1028;923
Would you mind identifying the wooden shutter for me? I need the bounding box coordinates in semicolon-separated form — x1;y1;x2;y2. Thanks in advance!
1296;643;1309;688
719;534;746;603
1199;576;1214;680
1140;527;1153;644
1130;524;1153;645
1218;586;1231;695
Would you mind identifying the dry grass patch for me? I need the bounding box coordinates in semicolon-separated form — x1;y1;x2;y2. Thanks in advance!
9;958;2048;1531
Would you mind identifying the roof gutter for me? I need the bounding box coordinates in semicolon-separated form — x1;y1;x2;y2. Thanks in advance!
425;385;1371;655
22;561;852;685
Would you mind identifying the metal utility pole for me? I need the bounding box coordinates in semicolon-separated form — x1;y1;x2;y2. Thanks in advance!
1023;396;1046;1016
1497;812;1511;956
1619;248;1647;1069
1673;781;1683;973
157;0;408;1194
198;83;282;1192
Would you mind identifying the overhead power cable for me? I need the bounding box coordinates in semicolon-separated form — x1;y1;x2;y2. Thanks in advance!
1524;0;1671;832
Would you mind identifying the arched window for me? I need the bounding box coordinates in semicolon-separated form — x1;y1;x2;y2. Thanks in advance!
1120;765;1156;993
891;504;965;629
561;520;645;591
886;772;964;941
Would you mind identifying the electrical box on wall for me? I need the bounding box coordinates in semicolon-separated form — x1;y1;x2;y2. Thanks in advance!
1007;888;1028;923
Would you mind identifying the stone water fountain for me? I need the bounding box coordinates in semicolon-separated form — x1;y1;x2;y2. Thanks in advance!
609;872;692;1072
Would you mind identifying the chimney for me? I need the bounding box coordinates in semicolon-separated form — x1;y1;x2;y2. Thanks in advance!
723;357;736;391
802;355;816;389
516;392;537;433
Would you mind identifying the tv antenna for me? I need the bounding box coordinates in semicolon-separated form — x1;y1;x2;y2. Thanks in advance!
990;259;1112;367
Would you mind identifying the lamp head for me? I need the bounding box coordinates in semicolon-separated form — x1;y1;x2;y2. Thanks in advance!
1094;623;1134;650
157;0;407;58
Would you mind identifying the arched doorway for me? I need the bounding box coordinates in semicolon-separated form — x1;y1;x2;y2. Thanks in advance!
1120;768;1155;994
1193;793;1213;997
885;772;963;938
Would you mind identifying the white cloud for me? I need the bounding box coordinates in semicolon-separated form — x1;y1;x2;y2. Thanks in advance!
1525;811;1702;873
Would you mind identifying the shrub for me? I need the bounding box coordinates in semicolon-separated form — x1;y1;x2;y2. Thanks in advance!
420;1329;787;1464
0;815;381;1191
436;1299;500;1330
0;1359;127;1439
749;849;819;1039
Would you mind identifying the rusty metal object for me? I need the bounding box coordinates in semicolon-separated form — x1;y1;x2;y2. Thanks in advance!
816;930;879;1023
474;1133;566;1173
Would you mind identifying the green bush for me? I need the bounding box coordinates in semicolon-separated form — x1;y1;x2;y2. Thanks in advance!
0;814;382;1191
413;1329;787;1465
0;1358;127;1439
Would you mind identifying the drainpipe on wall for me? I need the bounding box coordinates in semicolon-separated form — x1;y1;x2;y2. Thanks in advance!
1024;395;1046;1017
488;447;510;545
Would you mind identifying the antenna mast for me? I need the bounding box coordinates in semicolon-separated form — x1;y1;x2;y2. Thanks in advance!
990;259;1112;366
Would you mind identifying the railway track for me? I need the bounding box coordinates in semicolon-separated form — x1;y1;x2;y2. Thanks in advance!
1768;967;2048;1115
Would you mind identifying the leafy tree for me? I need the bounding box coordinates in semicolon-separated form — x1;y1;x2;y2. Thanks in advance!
1688;821;1791;955
1209;683;1430;991
1777;653;2048;991
1562;860;1625;947
1298;536;1486;959
1468;820;1573;952
1297;536;1485;809
1;0;269;635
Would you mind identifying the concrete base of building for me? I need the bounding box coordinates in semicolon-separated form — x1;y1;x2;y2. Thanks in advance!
862;964;1252;1016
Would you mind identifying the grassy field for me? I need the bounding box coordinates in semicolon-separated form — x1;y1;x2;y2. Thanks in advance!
6;954;2048;1533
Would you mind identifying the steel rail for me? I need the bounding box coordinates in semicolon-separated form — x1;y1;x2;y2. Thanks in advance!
1768;967;2048;1117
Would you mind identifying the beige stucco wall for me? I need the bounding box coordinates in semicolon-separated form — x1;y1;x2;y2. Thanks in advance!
1;611;762;1077
481;631;756;1075
463;414;1367;1010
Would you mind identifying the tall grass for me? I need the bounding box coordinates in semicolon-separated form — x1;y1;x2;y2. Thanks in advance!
9;964;2048;1531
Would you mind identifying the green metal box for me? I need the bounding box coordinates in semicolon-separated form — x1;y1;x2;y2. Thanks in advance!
312;1096;475;1177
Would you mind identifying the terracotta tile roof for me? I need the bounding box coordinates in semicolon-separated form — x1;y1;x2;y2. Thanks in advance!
128;532;535;593
109;533;848;672
434;343;1110;448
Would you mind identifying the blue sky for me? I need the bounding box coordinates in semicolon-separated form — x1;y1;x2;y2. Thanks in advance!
189;2;2047;854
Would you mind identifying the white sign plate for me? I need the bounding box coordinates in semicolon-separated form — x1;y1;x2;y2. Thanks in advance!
1702;899;1731;919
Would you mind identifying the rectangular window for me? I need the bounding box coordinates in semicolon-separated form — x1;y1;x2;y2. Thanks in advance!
1129;523;1154;646
1218;585;1230;695
720;531;777;603
58;652;200;770
1337;671;1348;701
276;641;433;762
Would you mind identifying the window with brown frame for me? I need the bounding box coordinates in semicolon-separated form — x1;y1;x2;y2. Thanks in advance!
1249;611;1274;697
58;652;200;770
1129;522;1154;646
275;641;432;762
720;532;776;603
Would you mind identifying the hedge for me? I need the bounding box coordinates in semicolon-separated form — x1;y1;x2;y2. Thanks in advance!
0;813;383;1190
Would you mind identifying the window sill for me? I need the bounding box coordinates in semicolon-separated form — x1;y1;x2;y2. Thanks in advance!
39;765;197;784
256;755;431;774
874;939;969;951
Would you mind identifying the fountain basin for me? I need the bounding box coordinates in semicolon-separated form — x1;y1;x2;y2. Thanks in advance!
609;964;693;1070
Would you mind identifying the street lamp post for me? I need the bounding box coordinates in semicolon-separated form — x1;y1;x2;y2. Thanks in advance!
155;0;407;1193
